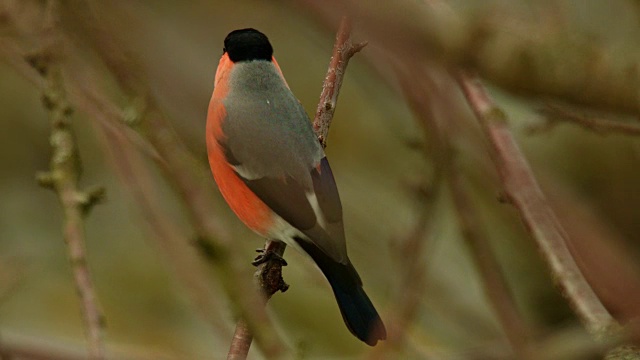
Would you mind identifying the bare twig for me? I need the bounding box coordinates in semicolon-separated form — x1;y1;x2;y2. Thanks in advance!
313;16;368;148
0;29;234;342
80;89;233;338
58;2;287;357
0;334;185;360
448;166;534;358
29;2;105;358
456;72;617;338
368;185;436;360
227;320;253;360
0;258;25;306
228;241;288;360
531;104;640;136
0;338;87;360
391;63;533;358
226;16;366;359
365;64;443;360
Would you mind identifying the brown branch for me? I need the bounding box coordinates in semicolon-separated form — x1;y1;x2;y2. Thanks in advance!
228;241;288;360
227;16;365;359
0;334;186;360
456;72;618;338
0;27;235;341
28;2;105;359
530;104;640;136
390;62;533;358
58;2;287;357
77;86;233;338
0;338;87;360
313;16;368;148
364;65;443;360
448;166;534;358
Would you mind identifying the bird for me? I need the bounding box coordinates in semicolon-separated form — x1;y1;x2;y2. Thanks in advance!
206;28;386;346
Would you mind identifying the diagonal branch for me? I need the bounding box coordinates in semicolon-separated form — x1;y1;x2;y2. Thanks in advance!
456;72;617;338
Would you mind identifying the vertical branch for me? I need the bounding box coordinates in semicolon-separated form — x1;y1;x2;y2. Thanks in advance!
227;241;288;360
390;63;532;358
59;1;286;357
227;320;253;360
456;72;617;337
313;16;368;148
448;166;533;358
227;16;366;360
28;2;105;358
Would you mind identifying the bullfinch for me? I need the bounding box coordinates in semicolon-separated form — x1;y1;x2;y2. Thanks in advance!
206;28;386;346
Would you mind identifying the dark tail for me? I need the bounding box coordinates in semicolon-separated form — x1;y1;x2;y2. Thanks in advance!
295;238;386;346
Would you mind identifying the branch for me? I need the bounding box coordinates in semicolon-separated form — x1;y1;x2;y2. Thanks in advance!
313;16;368;148
390;63;533;358
456;72;617;338
298;0;640;115
79;87;233;338
28;2;105;359
228;241;288;360
227;16;366;359
0;338;86;360
530;104;640;136
448;166;534;358
58;2;287;357
0;334;186;360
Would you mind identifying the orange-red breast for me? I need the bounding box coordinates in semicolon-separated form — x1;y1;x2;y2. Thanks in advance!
206;28;386;346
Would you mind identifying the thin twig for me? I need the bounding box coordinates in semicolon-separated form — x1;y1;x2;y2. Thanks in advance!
365;64;443;360
316;0;640;115
28;2;105;358
530;104;640;136
392;63;532;358
79;87;233;338
456;72;617;338
227;16;366;359
0;27;234;341
228;241;288;360
448;166;534;358
59;1;286;357
313;16;368;148
0;339;87;360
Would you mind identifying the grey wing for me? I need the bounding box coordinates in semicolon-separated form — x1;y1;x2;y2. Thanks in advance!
245;157;347;263
221;142;348;263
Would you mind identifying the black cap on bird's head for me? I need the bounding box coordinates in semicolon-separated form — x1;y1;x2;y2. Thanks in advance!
224;28;273;62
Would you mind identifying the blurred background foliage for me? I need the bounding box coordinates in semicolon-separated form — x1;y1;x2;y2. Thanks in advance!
1;0;640;359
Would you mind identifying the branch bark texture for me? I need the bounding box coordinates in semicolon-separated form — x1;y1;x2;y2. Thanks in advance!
313;16;367;148
457;72;617;338
29;35;106;360
227;16;366;360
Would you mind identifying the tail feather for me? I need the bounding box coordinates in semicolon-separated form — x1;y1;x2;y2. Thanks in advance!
294;237;386;346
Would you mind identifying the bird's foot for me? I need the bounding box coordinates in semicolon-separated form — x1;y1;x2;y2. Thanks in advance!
252;248;288;267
